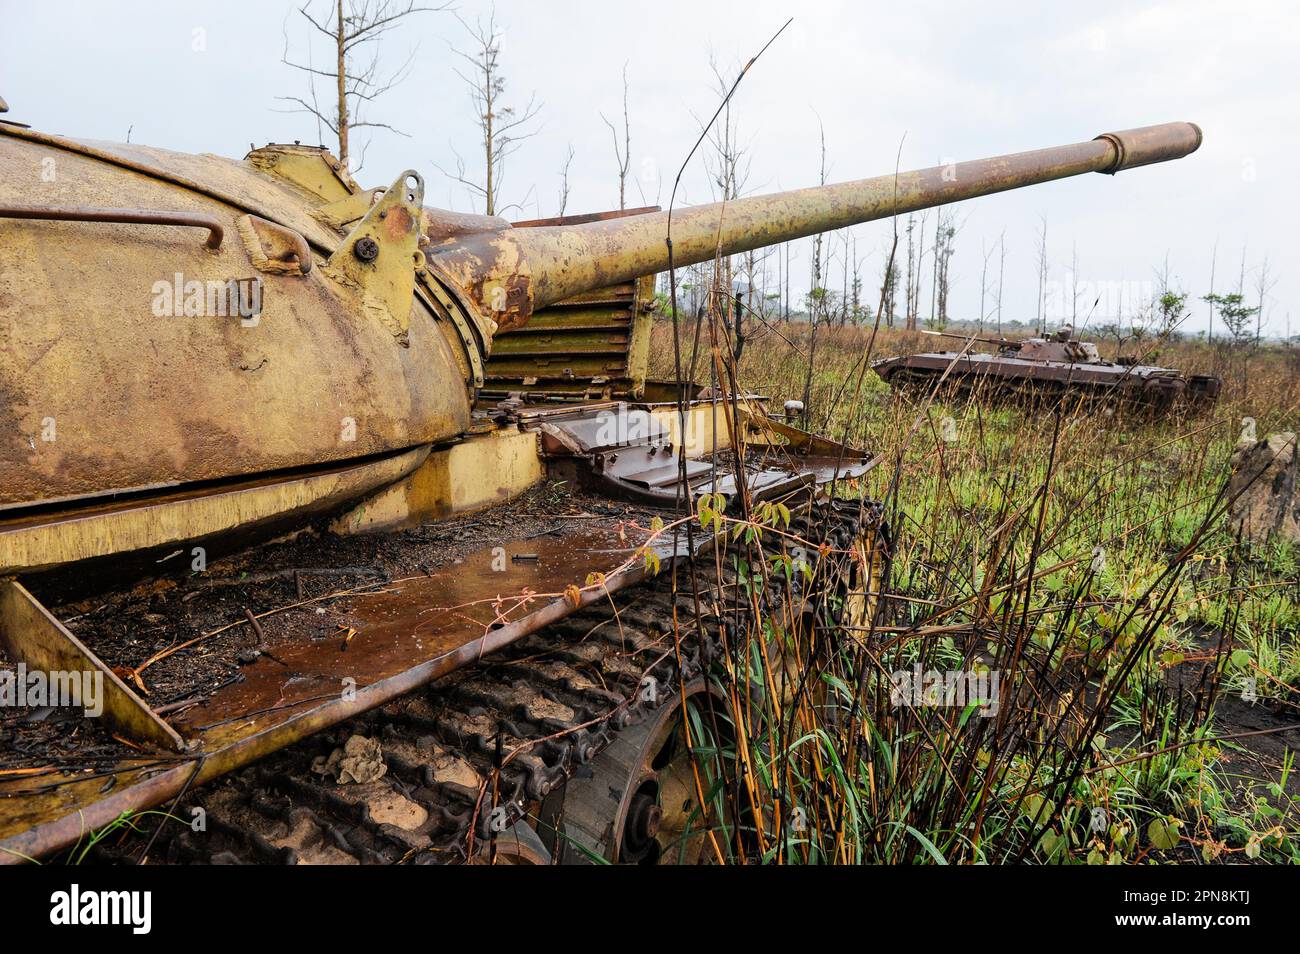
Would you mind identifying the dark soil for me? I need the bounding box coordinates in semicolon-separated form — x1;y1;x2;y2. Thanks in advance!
1163;629;1300;826
1;482;665;766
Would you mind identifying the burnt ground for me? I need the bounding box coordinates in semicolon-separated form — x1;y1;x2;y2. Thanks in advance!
0;482;667;771
3;481;1296;857
1159;631;1300;850
1210;692;1300;801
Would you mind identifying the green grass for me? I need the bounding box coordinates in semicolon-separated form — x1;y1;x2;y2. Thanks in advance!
649;318;1300;864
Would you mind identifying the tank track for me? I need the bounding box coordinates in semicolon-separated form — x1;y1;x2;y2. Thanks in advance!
83;573;726;864
84;503;874;865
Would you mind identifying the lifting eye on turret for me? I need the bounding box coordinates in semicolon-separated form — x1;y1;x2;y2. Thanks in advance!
322;169;426;338
404;173;422;203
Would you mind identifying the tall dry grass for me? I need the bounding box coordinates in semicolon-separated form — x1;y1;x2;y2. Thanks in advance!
647;317;1299;864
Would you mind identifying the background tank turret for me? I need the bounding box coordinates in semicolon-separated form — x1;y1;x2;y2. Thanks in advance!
873;327;1222;412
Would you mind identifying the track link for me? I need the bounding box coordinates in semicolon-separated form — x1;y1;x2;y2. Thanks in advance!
85;502;880;865
88;577;722;864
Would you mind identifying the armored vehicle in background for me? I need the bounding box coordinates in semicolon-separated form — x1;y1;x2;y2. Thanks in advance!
873;328;1221;412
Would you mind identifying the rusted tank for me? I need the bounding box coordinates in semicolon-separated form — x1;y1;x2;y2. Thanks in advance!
873;328;1222;412
0;107;1202;865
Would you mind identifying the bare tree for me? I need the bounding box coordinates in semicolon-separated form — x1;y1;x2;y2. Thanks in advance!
601;64;632;210
699;57;760;360
909;217;920;332
439;8;542;216
556;143;575;216
801;120;829;422
996;230;1006;335
1034;217;1049;334
1206;238;1218;344
905;209;930;331
1070;241;1081;328
280;0;445;171
782;242;791;322
929;209;941;327
932;211;959;329
978;239;993;332
1254;255;1276;345
879;244;899;327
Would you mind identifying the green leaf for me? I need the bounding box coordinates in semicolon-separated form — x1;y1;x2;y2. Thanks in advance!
1022;794;1050;825
1146;817;1180;851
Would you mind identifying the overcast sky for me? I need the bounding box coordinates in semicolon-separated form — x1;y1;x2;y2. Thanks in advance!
4;0;1295;335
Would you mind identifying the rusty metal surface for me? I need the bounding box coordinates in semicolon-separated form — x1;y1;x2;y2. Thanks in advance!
237;214;312;275
0;407;874;862
0;113;1198;862
1095;123;1203;173
15;499;877;865
484;239;656;399
0;126;346;253
321;169;426;338
535;403;874;506
0;131;470;511
424;123;1202;331
511;206;661;228
84;571;732;864
0;446;431;576
484;281;646;396
0;119;1199;521
0;517;671;863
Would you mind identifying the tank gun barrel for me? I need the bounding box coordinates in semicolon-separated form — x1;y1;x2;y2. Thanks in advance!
425;122;1201;332
918;328;1020;349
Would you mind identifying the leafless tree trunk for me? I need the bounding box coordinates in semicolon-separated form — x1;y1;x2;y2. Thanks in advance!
839;232;850;325
1255;255;1276;345
1035;217;1049;334
979;240;992;333
929;210;941;328
911;209;930;330
879;246;898;328
802;121;828;424
280;0;444;171
996;231;1006;335
439;8;542;216
934;212;958;329
1206;238;1218;344
782;243;790;322
601;64;632;210
701;58;758;359
557;143;575;216
1070;241;1080;328
909;215;920;332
